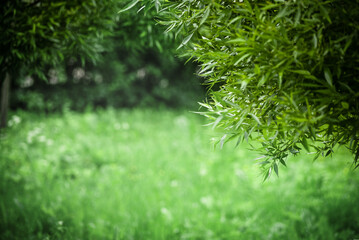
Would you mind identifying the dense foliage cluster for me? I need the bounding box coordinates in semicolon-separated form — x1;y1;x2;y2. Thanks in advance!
0;0;118;76
146;0;359;177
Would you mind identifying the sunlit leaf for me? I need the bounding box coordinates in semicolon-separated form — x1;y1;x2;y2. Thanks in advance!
118;0;140;13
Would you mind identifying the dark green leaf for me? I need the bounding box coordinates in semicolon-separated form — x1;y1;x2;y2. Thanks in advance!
324;67;333;87
301;138;310;152
279;159;287;167
273;163;279;177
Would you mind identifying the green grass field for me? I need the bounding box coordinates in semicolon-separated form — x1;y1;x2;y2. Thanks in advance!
1;109;358;240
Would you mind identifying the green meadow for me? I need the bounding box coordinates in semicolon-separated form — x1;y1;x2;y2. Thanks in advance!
1;109;358;240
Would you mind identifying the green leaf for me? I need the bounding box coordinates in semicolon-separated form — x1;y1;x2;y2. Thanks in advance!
212;115;223;129
234;53;251;66
273;163;279;177
274;6;295;21
261;3;280;11
290;69;311;75
249;113;262;125
301;138;310;152
165;23;176;33
154;0;161;12
118;0;140;13
220;134;227;149
341;102;349;109
258;160;270;165
177;32;194;49
313;34;318;48
354;149;359;163
313;152;320;161
227;38;246;44
199;6;210;26
263;167;272;181
279;159;287;167
324;67;333;87
325;149;332;157
319;4;331;23
235;135;241;147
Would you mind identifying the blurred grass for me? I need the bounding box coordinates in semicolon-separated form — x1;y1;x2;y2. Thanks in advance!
0;108;358;240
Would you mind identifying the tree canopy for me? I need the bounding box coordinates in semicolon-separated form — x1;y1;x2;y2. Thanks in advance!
123;0;359;178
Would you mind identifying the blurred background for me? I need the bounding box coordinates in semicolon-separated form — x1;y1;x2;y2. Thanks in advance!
9;4;204;112
1;1;358;240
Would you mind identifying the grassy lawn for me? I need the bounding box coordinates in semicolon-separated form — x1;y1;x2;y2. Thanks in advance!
1;108;358;240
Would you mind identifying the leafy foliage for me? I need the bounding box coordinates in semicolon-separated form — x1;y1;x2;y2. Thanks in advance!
0;0;122;128
0;0;118;78
131;0;359;177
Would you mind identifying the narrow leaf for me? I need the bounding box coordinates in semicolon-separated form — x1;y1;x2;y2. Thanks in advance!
325;149;332;157
324;67;333;87
313;152;320;161
199;6;210;26
212;115;223;129
220;134;227;149
273;163;279;177
274;6;294;20
235;135;241;147
118;0;140;13
249;113;262;125
279;159;287;167
355;149;359;163
227;38;246;44
264;167;272;181
234;53;251;66
319;4;331;23
301;138;310;152
258;160;270;165
154;0;161;12
290;69;311;75
177;32;194;49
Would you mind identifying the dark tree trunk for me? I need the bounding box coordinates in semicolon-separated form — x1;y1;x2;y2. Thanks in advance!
1;72;10;129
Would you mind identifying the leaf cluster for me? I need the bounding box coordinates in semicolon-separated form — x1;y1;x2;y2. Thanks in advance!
156;0;359;177
117;0;183;55
0;0;119;79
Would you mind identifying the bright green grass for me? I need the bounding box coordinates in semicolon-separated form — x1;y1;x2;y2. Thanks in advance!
1;108;358;240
